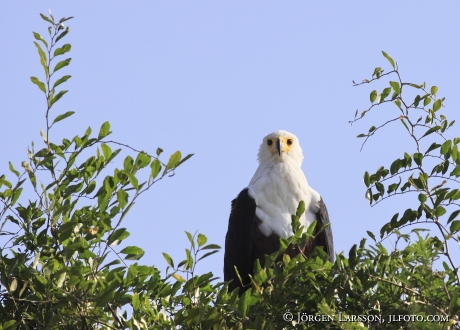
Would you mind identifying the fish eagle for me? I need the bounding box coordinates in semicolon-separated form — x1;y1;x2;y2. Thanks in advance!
224;130;334;292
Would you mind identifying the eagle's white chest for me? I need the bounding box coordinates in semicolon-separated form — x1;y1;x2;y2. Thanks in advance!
247;162;320;238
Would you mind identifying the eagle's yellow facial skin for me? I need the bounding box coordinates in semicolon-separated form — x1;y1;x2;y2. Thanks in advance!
266;136;294;155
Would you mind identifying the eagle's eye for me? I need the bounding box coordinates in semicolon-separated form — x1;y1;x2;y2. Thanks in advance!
287;139;293;145
267;139;273;146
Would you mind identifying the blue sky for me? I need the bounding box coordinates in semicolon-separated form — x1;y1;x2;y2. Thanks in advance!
1;2;459;279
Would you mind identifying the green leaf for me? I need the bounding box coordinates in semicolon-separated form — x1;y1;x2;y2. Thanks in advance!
202;244;221;250
365;188;372;204
34;41;47;63
372;67;382;78
135;152;151;168
440;140;452;155
53;58;71;73
418;194;427;203
421;126;441;138
296;200;305;218
238;289;250;317
306;220;317;237
433;99;442;112
123;156;134;172
425;142;441;154
400;118;410;132
407;83;422;89
450;220;460;233
40;13;54;24
126;172;139;190
374;182;384;195
453;145;460;164
150;159;162;180
389;81;400;94
423;97;431;106
197;233;207;247
117;189;128;209
380;87;392;101
107;148;121;163
101;143;112;160
55;27;69;43
414;95;421;107
120;246;144;256
387;181;400;194
82;181;96;195
8;162;20;177
11;188;22;206
108;228;130;245
390;159;402;175
132;293;141;311
382;51;395;69
98;121;111;139
434;206;446;217
53;43;71;56
197;250;219;262
0;176;12;189
185;231;195;249
363;171;370;187
96;289;115;307
408;176;423;190
448;210;460;224
49;90;68;107
128;265;140;283
431;86;438;95
177;153;194;166
52;75;71;89
33;32;48;48
441;119;448;133
185;248;193;269
52;111;75;124
9;278;18;293
366;231;376;241
162;253;174;268
403;152;412;167
446;190;460;201
28;171;37;189
1;320;18;328
30;76;46;93
370;90;377;103
59;16;74;24
125;252;144;260
56;272;67;288
156;148;163;156
172;273;186;282
165;151;182;171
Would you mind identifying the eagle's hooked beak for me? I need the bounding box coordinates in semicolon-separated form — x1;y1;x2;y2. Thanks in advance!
276;138;282;156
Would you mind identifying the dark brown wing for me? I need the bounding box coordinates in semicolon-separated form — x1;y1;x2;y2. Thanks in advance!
314;198;334;262
224;188;256;292
251;216;284;266
224;191;334;292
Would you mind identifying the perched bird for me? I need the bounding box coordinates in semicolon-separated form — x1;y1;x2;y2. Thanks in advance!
224;130;333;292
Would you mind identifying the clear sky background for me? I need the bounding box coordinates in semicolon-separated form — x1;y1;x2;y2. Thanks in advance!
1;2;459;280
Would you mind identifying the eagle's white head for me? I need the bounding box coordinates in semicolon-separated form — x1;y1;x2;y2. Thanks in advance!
248;130;320;238
257;130;304;167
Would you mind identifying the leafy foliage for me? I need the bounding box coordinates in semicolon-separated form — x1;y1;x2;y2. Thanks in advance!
0;12;197;329
0;13;458;329
351;51;459;286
